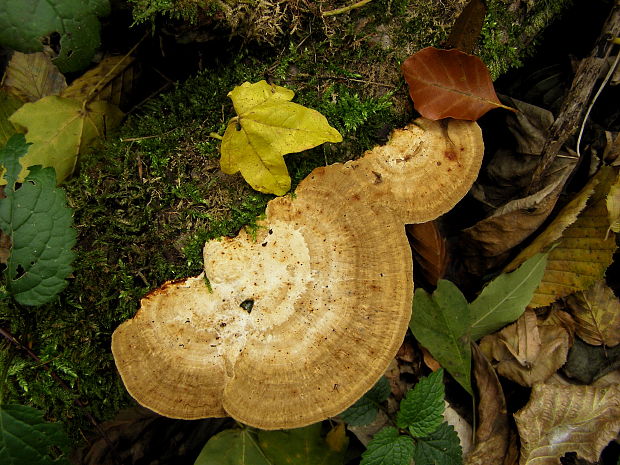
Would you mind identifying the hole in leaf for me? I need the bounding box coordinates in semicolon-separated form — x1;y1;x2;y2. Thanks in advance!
15;264;26;280
239;299;254;313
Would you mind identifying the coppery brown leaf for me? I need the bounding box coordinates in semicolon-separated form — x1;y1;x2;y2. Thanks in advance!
406;221;448;287
514;383;620;464
466;343;511;465
401;47;512;120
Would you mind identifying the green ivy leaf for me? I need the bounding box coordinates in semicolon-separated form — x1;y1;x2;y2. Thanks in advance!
396;369;445;437
0;404;70;465
258;423;347;465
0;134;76;306
410;281;472;394
360;427;415;465
339;376;391;426
0;0;110;73
469;253;548;341
194;428;271;465
413;421;463;465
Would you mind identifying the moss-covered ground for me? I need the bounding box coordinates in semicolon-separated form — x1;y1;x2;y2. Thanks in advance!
0;0;573;444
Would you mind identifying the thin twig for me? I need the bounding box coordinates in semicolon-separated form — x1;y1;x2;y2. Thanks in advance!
290;72;397;88
0;326;125;465
576;49;620;159
322;0;373;16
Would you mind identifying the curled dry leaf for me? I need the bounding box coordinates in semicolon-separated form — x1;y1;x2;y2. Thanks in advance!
514;383;620;464
565;281;620;346
406;221;448;287
465;344;511;465
459;97;575;276
112;118;484;429
506;167;618;308
480;309;570;387
401;47;513;121
3;52;67;102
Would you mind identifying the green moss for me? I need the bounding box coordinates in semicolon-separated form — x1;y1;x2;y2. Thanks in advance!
480;0;573;79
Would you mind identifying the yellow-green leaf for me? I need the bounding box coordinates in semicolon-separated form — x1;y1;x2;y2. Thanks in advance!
3;51;67;102
0;90;22;146
514;383;620;464
220;80;342;195
7;96;123;184
506;167;618;308
607;171;620;236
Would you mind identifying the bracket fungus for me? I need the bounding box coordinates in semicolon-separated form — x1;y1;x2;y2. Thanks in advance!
112;118;484;429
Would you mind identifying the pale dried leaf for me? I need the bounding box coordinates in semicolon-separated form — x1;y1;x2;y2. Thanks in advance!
3;52;67;102
514;383;620;464
566;281;620;346
480;310;570;386
60;55;136;106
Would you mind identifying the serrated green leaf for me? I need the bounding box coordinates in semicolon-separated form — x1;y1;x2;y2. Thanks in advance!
0;0;110;73
0;135;76;305
360;427;415;465
0;404;70;465
410;281;472;394
339;376;391;426
396;369;445;437
414;422;462;465
469;253;548;341
194;428;272;465
413;421;462;465
258;423;347;465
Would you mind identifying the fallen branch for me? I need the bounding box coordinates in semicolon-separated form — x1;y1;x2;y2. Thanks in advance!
529;3;620;193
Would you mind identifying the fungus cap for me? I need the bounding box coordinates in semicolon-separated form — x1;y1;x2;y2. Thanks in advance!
111;118;483;429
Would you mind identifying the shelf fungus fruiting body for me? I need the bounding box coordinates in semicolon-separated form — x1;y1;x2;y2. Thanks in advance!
111;118;484;429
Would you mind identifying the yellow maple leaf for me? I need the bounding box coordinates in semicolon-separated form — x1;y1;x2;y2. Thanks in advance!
220;81;342;195
7;95;123;184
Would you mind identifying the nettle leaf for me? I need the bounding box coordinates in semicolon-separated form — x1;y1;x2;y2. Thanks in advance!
360;427;415;465
0;134;76;306
0;404;70;465
0;0;110;73
220;81;342;196
397;369;445;437
413;421;463;465
194;428;271;465
469;253;548;341
339;376;391;426
410;281;472;394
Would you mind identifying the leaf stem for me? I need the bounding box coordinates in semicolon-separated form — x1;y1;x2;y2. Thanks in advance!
322;0;373;16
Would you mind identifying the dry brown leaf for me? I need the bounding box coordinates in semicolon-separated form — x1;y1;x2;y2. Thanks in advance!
514;383;620;464
465;343;511;465
2;52;67;102
406;221;448;287
480;309;570;386
566;281;620;346
607;170;620;236
60;55;136;107
446;0;486;54
602;131;619;165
